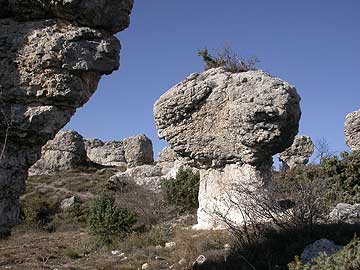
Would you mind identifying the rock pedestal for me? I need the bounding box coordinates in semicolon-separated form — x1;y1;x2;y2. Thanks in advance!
154;68;301;228
345;109;360;151
0;0;133;232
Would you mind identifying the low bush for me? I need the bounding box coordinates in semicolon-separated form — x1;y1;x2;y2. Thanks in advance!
87;193;137;245
161;168;200;212
198;45;259;73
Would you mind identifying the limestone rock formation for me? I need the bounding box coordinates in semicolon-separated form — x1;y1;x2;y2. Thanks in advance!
345;109;360;151
154;67;301;228
0;0;133;232
329;203;360;224
29;130;86;175
279;135;314;170
301;239;343;263
84;139;126;168
123;134;154;168
157;146;177;163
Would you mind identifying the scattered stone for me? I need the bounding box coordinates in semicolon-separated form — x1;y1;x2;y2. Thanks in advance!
29;131;87;176
165;242;176;248
345;109;360;151
141;263;150;270
0;0;133;231
301;239;343;263
84;139;126;167
123;134;154;167
279;135;314;170
60;196;79;210
329;203;360;224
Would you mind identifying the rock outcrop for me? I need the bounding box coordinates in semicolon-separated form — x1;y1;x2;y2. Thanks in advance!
345;109;360;151
84;139;126;168
301;239;342;263
154;68;301;228
329;203;360;224
123;134;154;168
0;0;133;232
157;147;177;163
279;135;314;170
29;130;86;175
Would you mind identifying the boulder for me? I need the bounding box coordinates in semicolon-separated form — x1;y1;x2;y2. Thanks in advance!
329;203;360;224
84;139;126;167
60;196;79;210
154;68;301;228
279;135;314;170
345;109;360;151
301;239;343;263
29;130;86;175
0;0;133;231
109;165;163;192
157;146;177;163
123;134;154;167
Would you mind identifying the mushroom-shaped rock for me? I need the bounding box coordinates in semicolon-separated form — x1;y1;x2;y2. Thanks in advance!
0;0;133;232
84;139;126;167
123;134;154;168
279;135;314;170
345;109;360;151
154;68;301;228
29;130;86;175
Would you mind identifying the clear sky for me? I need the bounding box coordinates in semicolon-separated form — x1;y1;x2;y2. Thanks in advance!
66;0;360;159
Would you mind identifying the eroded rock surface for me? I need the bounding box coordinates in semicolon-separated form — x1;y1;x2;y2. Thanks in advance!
329;203;360;224
84;139;126;167
279;135;314;170
123;134;154;168
345;109;360;151
29;130;86;175
154;68;301;228
0;0;133;231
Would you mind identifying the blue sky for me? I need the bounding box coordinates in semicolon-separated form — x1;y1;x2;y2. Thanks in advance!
66;0;360;159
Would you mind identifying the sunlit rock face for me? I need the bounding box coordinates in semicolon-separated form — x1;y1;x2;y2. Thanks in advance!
279;135;314;170
154;67;301;228
0;0;133;232
345;109;360;152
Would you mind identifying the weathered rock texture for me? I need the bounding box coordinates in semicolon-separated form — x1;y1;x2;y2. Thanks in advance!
279;135;314;170
84;139;126;167
0;0;133;231
29;130;86;175
345;109;360;151
301;239;342;263
154;68;301;228
329;203;360;224
123;134;154;168
157;146;177;163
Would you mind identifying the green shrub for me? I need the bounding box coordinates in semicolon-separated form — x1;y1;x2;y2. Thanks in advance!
87;193;137;245
198;45;259;73
161;168;200;212
21;195;58;230
289;236;360;270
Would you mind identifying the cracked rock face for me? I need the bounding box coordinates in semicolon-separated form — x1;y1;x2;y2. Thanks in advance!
154;68;301;169
84;139;126;167
123;134;154;168
279;135;314;169
0;0;133;231
154;68;301;228
29;130;86;176
345;109;360;151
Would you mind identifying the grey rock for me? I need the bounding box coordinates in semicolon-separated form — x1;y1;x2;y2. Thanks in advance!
345;109;360;151
29;130;87;175
123;134;154;168
301;239;342;263
0;2;133;231
154;68;301;169
60;195;79;210
84;138;126;167
329;203;360;224
157;146;177;163
109;165;163;192
154;68;301;228
192;255;207;269
279;135;314;170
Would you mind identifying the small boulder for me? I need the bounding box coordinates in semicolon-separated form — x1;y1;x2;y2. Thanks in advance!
301;239;343;263
329;203;360;224
157;147;177;163
123;134;154;167
60;196;79;210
